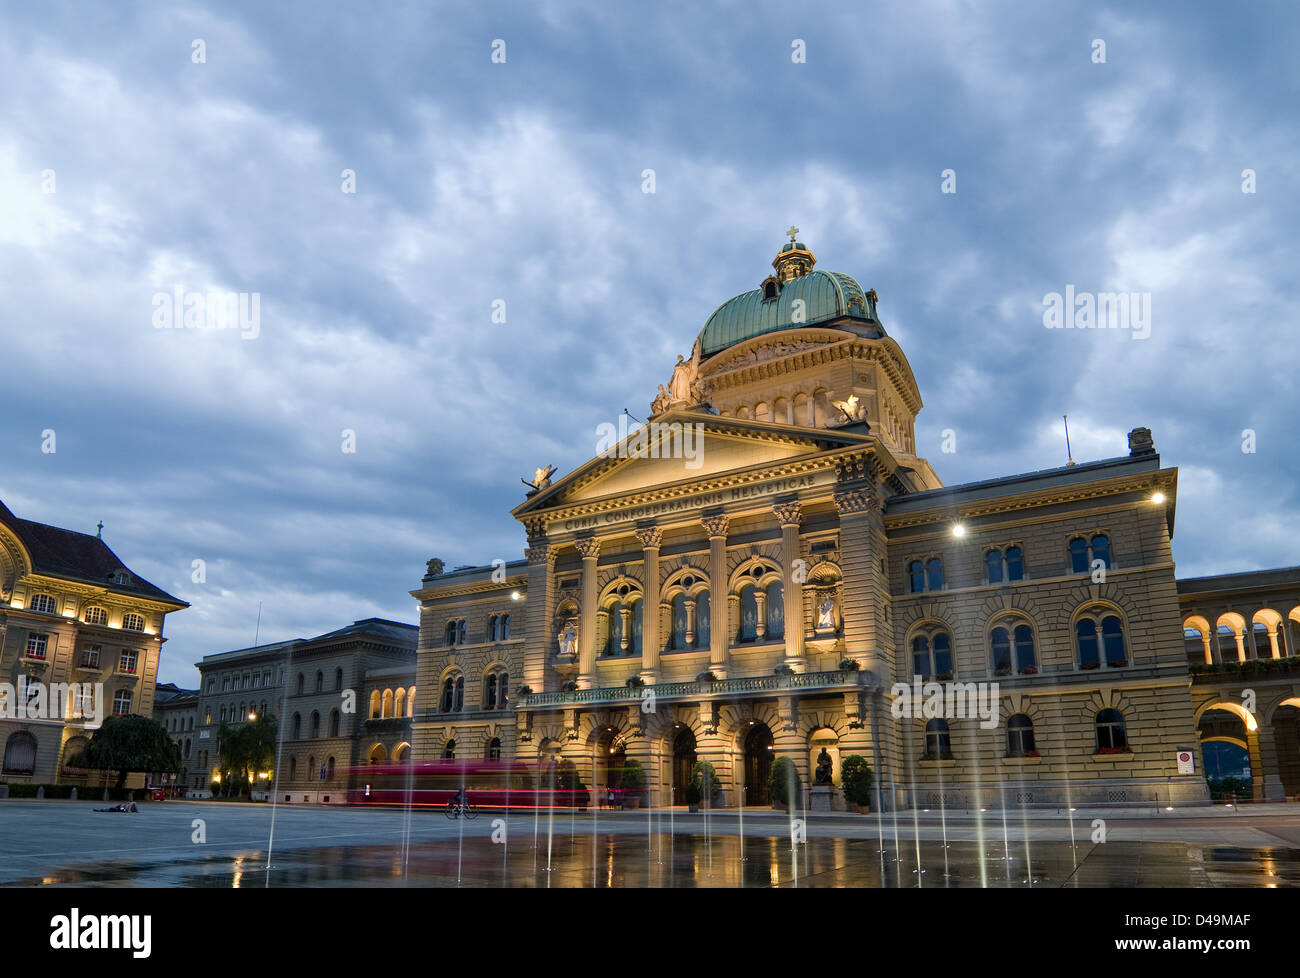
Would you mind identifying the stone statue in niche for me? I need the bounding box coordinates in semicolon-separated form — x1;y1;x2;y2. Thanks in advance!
816;594;838;631
815;748;833;785
556;621;578;657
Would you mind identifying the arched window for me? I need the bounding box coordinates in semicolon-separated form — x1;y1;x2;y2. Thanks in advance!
443;740;456;760
911;629;954;679
488;738;502;760
908;560;925;593
696;591;710;648
671;594;689;649
990;619;1037;675
1007;714;1036;757
308;756;316;781
985;549;1003;584
291;713;301;738
326;756;335;779
2;731;38;774
369;690;381;718
485;673;497;709
1095;709;1129;752
924;719;952;760
1070;535;1112;573
501;614;510;640
1069;537;1089;573
1005;547;1024;581
1076;611;1128;669
289;757;297;781
84;606;108;626
441;678;455;712
455;676;464;711
394;687;407;716
738;585;758;642
329;709;340;737
335;668;343;690
121;612;145;632
315;671;323;693
1091;535;1111;569
295;673;304;696
381;688;394;718
489;615;499;642
926;558;944;591
457;619;467;644
445;621;457;646
765;582;784;639
310;711;320;738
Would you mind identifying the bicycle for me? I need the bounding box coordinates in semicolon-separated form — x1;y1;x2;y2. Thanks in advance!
445;801;478;820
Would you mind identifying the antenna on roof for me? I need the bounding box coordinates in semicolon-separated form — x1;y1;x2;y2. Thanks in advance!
623;408;643;425
1063;415;1076;467
253;601;263;647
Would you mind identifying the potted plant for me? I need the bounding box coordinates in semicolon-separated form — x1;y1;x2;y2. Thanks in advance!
517;684;533;696
838;658;860;672
769;755;801;811
1018;665;1038;675
562;680;579;691
1080;661;1100;670
689;760;722;812
773;664;794;676
839;754;874;813
625;675;645;689
685;778;702;813
621;759;644;809
994;665;1012;677
696;671;718;683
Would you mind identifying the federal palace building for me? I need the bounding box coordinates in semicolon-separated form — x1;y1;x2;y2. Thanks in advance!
409;234;1300;810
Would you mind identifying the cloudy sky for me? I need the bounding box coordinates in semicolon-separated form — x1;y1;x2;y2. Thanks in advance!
2;1;1296;686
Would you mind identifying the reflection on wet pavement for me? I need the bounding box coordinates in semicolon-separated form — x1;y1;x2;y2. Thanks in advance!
13;830;1300;888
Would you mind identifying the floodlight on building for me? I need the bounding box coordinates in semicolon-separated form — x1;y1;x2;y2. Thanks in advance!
1152;491;1166;504
952;523;966;538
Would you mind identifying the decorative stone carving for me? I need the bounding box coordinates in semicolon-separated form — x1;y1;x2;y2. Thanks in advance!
816;594;838;631
574;537;601;559
651;385;671;416
556;621;578;657
1128;427;1155;456
815;748;833;785
773;501;803;527
700;513;730;538
525;543;557;565
831;394;866;423
425;557;444;577
713;338;821;373
634;526;663;549
668;354;695;403
833;487;878;514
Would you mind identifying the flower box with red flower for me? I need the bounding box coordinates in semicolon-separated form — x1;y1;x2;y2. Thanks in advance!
1018;665;1038;676
1080;661;1100;670
1108;658;1127;668
1095;746;1132;756
994;666;1012;677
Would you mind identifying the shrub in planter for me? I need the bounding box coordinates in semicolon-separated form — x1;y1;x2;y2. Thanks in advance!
839;755;874;810
769;756;801;808
838;658;860;672
773;664;794;676
696;671;718;683
625;676;645;689
517;684;534;696
689;760;722;808
621;759;645;807
561;680;579;692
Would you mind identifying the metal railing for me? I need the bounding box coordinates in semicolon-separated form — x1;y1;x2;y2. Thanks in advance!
520;669;866;708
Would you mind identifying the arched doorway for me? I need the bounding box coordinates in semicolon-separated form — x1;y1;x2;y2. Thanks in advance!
744;723;774;806
1198;708;1251;799
1273;704;1300;799
671;727;696;805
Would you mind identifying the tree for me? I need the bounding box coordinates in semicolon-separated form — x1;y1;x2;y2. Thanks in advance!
769;755;801;807
217;716;278;798
68;714;182;790
840;754;874;809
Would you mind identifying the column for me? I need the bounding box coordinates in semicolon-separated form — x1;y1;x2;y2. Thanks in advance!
701;514;730;677
834;484;889;677
575;536;601;688
635;526;662;681
1268;627;1281;659
1200;632;1212;666
1234;626;1247;663
773;501;805;671
522;540;557;693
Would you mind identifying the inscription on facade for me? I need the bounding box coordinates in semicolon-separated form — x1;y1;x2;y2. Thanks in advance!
558;473;824;531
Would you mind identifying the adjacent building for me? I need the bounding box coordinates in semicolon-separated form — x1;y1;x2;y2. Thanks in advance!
0;499;187;787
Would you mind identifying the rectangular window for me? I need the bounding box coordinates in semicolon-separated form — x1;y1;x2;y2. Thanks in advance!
25;633;49;659
113;690;133;716
81;645;101;668
119;650;139;674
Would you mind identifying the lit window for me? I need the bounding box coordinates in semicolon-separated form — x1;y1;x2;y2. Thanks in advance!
81;645;101;668
118;650;138;674
25;633;49;659
121;613;145;632
911;629;954;679
1095;709;1128;752
28;593;57;614
924;719;952;760
112;689;133;716
84;607;108;626
1007;715;1036;757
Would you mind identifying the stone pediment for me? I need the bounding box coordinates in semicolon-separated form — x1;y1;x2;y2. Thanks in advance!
511;412;874;523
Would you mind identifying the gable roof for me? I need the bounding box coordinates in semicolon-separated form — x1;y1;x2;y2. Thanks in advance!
0;501;187;607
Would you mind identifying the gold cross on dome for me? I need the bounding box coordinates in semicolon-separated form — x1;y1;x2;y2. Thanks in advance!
786;225;799;243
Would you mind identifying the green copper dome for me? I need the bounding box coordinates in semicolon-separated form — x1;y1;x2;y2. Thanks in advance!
697;268;879;358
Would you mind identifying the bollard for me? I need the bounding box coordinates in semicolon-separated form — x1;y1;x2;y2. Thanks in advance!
36;786;45;799
70;787;77;801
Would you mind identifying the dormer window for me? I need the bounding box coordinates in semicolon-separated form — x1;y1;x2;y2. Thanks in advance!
112;570;132;586
760;275;779;301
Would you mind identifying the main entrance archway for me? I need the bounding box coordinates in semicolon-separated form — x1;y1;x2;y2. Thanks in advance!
744;723;774;806
671;727;696;805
